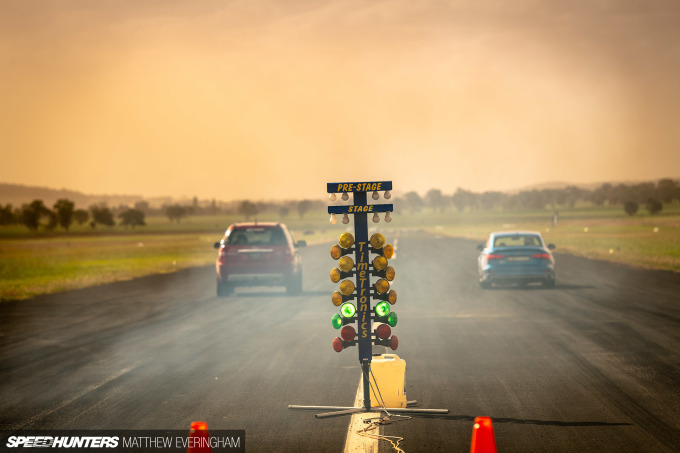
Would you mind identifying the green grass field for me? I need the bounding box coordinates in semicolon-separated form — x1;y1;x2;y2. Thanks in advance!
421;206;680;272
1;204;678;301
0;234;218;300
0;213;338;301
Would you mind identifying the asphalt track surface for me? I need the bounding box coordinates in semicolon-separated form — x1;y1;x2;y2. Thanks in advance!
1;230;679;452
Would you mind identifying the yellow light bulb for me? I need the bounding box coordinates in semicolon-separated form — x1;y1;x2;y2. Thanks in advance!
388;289;397;304
330;244;343;260
383;243;394;259
330;268;341;283
385;266;395;281
329;213;337;224
373;255;387;271
375;278;390;294
339;279;355;296
338;256;354;272
332;291;343;306
370;233;385;249
339;232;355;249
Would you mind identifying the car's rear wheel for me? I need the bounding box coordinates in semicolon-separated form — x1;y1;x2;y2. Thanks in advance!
286;272;302;295
217;280;233;297
479;280;491;289
543;279;555;289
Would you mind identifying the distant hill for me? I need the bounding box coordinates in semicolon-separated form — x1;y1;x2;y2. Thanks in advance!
505;181;600;194
505;179;678;194
3;179;677;209
0;183;144;209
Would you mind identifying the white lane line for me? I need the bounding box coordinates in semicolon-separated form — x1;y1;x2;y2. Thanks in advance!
344;376;379;453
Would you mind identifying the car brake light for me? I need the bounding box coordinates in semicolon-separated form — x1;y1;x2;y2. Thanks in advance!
532;253;551;259
487;254;505;260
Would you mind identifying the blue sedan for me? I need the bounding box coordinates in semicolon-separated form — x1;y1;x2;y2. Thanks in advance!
477;231;556;289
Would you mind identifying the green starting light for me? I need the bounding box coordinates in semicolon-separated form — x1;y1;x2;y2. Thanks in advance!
374;301;391;317
331;314;343;329
340;302;356;318
387;312;398;327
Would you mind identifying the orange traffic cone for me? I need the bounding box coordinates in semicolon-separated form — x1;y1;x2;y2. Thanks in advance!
188;421;211;453
470;416;497;453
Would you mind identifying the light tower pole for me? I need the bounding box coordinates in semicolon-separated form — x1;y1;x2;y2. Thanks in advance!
289;180;448;419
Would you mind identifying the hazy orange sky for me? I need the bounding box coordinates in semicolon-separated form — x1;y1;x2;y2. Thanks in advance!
1;0;679;200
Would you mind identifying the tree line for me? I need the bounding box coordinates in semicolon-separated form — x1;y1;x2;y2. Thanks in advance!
0;196;326;232
160;198;325;223
1;178;677;232
233;199;324;221
0;199;146;231
394;178;679;216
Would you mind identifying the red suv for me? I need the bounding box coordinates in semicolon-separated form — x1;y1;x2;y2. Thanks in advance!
213;222;305;297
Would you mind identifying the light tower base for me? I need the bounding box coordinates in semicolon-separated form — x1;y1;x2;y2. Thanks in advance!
288;360;448;419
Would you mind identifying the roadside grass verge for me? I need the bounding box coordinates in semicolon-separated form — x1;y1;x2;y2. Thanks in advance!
417;205;680;272
0;234;217;301
1;205;678;301
0;215;339;301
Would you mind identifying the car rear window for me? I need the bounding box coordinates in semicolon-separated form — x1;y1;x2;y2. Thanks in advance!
227;227;287;246
493;235;541;248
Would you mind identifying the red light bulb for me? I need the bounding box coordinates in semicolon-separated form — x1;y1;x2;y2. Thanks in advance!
340;325;356;342
376;324;391;340
332;337;343;352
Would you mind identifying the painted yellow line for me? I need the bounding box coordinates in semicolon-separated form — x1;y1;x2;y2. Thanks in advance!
344;233;398;451
343;376;379;453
